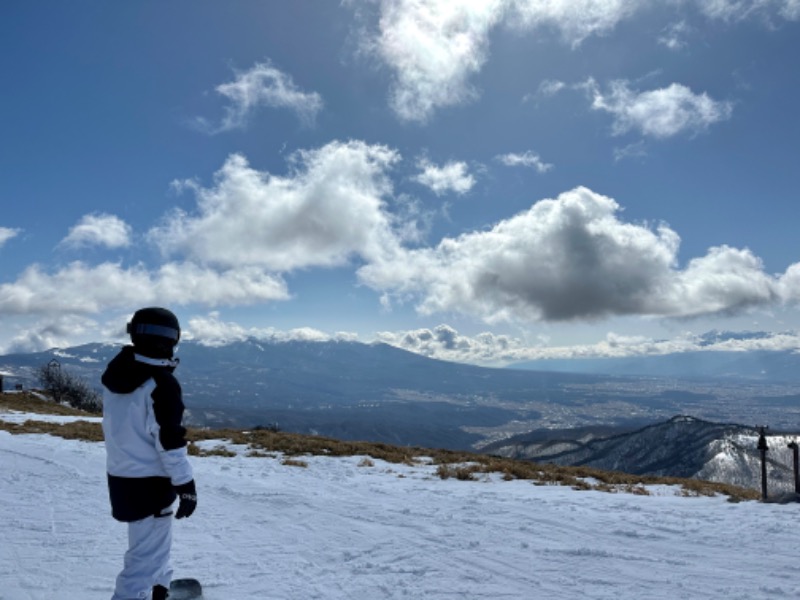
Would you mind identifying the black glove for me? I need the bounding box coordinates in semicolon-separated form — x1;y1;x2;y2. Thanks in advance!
174;480;197;519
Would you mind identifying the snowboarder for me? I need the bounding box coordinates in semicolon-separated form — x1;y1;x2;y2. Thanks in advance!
102;307;198;600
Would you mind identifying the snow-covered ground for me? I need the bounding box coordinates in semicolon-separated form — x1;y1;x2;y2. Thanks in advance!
2;413;799;599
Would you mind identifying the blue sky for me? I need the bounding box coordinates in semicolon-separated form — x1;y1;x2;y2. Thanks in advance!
1;1;800;365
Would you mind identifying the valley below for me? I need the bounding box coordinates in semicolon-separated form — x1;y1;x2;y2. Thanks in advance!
2;339;800;457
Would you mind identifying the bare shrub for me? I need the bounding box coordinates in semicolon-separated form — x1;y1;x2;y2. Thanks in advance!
37;362;101;414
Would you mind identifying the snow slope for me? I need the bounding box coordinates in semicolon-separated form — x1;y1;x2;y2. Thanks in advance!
2;414;799;599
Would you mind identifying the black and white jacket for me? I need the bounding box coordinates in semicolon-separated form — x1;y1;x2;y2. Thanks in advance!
101;346;194;522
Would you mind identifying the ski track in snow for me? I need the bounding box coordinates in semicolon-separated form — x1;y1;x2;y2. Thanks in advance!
2;420;800;599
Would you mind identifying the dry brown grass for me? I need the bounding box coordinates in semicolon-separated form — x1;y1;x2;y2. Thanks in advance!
0;391;90;416
0;417;105;442
0;392;761;502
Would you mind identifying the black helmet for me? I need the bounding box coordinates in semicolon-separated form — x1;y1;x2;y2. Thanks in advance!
127;307;181;358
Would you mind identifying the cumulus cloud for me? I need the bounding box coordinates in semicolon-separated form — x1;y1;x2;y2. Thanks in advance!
0;141;419;347
359;186;794;324
777;262;800;303
359;0;647;121
588;79;734;138
0;261;288;317
377;324;522;364
378;324;800;365
151;142;410;271
366;0;505;122
667;245;778;315
184;312;252;345
0;227;20;248
59;213;132;250
414;158;475;195
495;151;553;173
1;314;99;354
357;0;798;122
196;61;323;132
186;312;358;347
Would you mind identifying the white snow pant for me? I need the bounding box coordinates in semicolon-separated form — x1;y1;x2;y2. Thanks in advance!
111;512;173;600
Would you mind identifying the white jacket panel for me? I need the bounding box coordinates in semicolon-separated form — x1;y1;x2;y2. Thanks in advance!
103;378;193;486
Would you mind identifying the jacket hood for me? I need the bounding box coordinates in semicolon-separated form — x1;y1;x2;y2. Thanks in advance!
102;345;176;394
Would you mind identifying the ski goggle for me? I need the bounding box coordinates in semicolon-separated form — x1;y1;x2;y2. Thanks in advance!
127;322;181;342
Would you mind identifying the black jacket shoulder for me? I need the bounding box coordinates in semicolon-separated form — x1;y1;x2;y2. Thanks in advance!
101;346;154;394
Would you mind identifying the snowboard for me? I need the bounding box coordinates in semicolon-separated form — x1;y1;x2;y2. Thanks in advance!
169;578;203;600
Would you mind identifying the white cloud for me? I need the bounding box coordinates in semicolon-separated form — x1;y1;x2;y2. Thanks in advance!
59;213;132;250
696;0;758;20
658;20;691;50
0;262;148;315
495;151;553;173
377;324;522;365
781;0;800;19
360;0;648;121
507;0;643;46
666;245;778;315
1;314;99;354
777;263;800;303
0;227;20;248
365;0;505;122
359;186;795;324
0;261;288;317
589;80;733;138
378;324;800;365
414;158;475;195
198;61;323;132
358;0;798;123
535;79;567;97
692;0;800;21
149;263;290;306
184;312;251;345
613;141;648;162
151;142;410;271
186;312;358;347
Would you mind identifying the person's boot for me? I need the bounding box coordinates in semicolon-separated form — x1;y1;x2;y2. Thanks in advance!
152;584;169;600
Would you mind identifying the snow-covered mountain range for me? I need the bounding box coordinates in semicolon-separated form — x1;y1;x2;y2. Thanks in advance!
2;339;800;452
486;415;800;494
